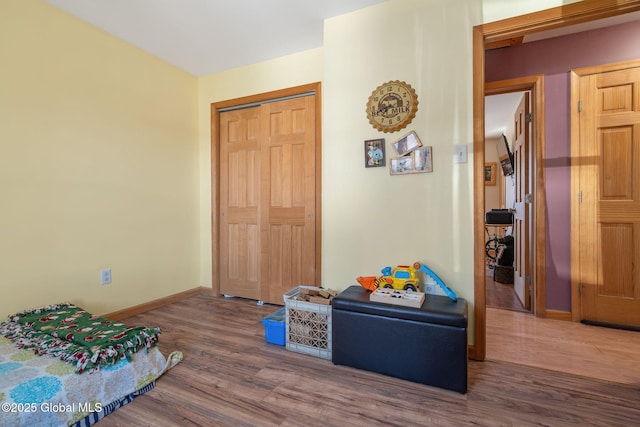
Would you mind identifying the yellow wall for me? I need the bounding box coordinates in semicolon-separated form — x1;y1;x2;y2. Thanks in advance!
482;0;582;22
0;0;199;318
321;0;479;337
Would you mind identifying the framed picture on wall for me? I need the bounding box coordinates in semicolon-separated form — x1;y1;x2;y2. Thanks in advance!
392;131;422;157
390;156;414;175
484;162;496;186
413;146;433;173
364;138;385;168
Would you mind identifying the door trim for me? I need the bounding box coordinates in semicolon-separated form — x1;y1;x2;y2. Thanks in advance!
570;58;640;321
472;0;640;361
211;83;322;296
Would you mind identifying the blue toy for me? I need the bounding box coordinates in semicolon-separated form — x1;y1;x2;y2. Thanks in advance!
413;262;458;301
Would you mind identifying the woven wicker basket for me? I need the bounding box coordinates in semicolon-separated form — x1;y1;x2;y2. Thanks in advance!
494;266;514;284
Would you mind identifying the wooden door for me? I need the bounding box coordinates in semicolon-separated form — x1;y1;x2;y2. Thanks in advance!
261;96;316;304
219;94;316;304
513;92;531;310
219;107;262;300
577;65;640;327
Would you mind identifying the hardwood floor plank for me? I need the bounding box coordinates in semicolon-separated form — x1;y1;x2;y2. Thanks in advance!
98;294;640;427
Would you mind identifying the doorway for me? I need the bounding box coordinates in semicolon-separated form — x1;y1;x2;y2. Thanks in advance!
471;0;640;361
484;90;531;314
211;83;322;305
484;81;542;316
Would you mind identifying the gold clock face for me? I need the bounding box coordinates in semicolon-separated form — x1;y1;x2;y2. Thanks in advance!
366;80;418;133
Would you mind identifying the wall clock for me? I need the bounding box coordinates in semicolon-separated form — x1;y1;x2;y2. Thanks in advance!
366;80;419;133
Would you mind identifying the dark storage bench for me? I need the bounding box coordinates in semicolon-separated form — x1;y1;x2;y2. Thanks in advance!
332;285;468;393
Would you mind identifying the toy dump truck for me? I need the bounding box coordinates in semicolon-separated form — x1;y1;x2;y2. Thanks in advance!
358;265;419;292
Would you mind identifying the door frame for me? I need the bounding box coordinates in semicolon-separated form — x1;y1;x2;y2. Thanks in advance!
472;0;640;361
485;79;544;316
210;83;323;296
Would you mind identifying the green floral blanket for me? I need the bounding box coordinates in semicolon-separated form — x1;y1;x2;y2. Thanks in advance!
0;303;160;373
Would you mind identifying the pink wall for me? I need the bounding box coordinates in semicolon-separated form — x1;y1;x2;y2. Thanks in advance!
485;20;640;311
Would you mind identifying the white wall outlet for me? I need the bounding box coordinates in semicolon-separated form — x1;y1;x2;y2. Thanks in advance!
100;268;111;285
424;278;437;295
454;144;468;164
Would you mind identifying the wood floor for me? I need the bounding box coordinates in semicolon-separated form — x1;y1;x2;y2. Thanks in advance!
485;267;527;313
484;266;640;385
486;306;640;385
100;294;640;427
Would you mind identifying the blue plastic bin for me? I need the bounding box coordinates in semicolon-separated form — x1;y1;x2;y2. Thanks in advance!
262;307;286;346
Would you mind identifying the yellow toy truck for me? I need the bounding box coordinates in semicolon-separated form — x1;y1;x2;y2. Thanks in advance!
375;265;421;292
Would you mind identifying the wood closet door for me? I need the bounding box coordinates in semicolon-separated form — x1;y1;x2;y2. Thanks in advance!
219;95;316;304
261;96;316;304
219;107;262;300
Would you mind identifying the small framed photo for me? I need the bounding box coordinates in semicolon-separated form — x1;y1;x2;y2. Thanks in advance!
413;146;433;173
392;131;422;156
390;156;414;175
364;138;385;168
485;162;497;186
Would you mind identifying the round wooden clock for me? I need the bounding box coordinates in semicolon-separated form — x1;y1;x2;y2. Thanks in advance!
366;80;419;133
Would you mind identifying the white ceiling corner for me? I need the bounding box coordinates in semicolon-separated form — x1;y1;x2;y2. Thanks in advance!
44;0;387;76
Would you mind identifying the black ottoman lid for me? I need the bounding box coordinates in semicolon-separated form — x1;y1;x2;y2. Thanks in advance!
333;285;467;328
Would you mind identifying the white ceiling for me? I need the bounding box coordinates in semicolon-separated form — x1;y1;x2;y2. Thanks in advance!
44;0;387;77
485;92;524;139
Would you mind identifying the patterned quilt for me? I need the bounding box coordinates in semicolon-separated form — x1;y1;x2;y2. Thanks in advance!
0;336;182;426
0;304;183;426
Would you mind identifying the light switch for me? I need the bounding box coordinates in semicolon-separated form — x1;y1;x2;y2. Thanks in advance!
454;144;467;164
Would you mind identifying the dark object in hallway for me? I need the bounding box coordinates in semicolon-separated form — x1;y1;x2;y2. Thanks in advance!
485;208;513;224
494;265;514;284
496;235;514;266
